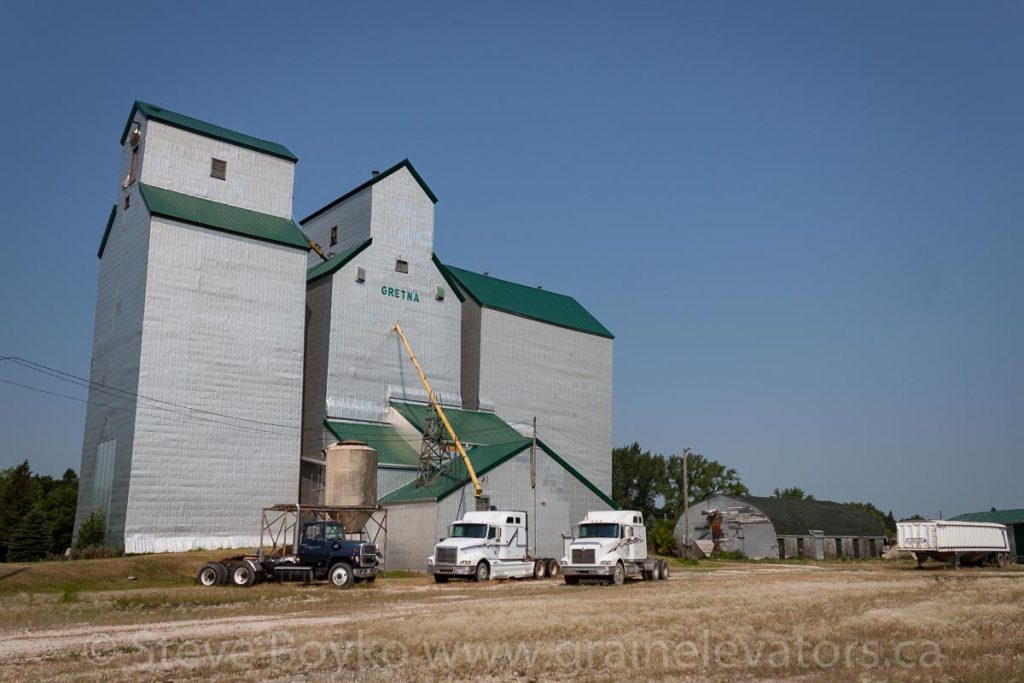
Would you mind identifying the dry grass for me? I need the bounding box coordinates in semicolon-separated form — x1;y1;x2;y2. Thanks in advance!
1;556;1022;681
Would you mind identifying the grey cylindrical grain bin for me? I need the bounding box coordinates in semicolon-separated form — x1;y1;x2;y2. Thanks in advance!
324;440;378;508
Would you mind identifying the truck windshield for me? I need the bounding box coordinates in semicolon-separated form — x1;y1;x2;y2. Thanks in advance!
578;523;619;539
450;523;488;538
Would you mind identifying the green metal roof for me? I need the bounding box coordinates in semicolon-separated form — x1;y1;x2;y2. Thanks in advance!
96;204;118;258
390;401;525;446
951;509;1024;525
380;402;616;507
300;159;437;225
306;238;373;283
742;496;885;537
437;264;613;339
122;101;298;161
138;184;309;250
323;420;420;468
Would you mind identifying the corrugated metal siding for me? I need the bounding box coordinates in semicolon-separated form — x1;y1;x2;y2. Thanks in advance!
475;308;613;495
122;217;306;553
322;168;462;423
140;119;296;218
301;277;333;461
75;187;152;545
460;299;482;410
378;467;418;498
384;501;439;571
301;186;373;269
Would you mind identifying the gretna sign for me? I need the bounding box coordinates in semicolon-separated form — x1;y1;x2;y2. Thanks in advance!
381;285;421;303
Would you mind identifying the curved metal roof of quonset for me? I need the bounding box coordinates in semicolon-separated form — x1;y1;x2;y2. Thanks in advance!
121;101;298;161
436;264;614;339
732;496;885;537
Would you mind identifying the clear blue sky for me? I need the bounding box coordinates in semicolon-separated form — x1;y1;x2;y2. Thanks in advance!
1;2;1020;519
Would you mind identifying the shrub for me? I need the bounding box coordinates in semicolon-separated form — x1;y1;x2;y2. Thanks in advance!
74;509;107;549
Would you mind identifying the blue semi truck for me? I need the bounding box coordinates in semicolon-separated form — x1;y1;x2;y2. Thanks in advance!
197;504;382;588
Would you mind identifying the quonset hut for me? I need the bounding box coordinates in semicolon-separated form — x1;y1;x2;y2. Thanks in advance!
76;103;615;560
675;495;885;560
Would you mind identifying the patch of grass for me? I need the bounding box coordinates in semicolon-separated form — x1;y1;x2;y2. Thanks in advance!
57;580;82;603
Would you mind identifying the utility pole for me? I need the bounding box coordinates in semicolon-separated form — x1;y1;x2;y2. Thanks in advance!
682;447;692;557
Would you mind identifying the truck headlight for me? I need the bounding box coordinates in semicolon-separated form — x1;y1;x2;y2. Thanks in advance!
427;557;434;564
600;560;612;565
460;560;472;565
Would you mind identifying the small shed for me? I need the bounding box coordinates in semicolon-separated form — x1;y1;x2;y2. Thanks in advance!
951;509;1024;562
675;495;886;560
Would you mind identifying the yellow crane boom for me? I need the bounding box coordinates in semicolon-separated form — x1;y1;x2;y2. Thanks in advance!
393;322;483;497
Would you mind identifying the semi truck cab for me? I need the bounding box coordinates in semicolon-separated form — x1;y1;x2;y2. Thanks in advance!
562;510;668;585
293;520;379;585
428;510;553;582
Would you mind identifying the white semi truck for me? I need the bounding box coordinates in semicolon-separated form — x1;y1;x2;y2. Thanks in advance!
561;510;669;585
897;520;1013;568
427;510;560;582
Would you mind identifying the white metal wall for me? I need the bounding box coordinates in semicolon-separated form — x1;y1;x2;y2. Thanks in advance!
321;167;462;423
75;186;152;545
140;119;296;218
383;501;438;571
301;187;373;268
122;217;307;552
301;277;333;462
473;309;613;495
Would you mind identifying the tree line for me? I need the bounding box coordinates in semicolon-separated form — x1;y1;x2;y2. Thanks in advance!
0;460;106;562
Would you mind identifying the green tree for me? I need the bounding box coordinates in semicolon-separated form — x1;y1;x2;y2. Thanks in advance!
611;442;666;520
771;487;814;501
0;460;41;561
846;501;896;537
75;509;107;549
41;470;78;554
662;452;748;520
7;506;50;563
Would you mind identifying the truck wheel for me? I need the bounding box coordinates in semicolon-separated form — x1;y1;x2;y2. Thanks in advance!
197;563;221;587
230;563;256;588
434;575;449;584
564;576;579;586
329;562;354;588
547;558;560;578
611;562;625;586
659;559;670;580
651;560;662;581
533;559;547;579
996;553;1007;568
474;561;490;582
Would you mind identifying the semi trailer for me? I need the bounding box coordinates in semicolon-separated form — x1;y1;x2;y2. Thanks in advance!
897;520;1012;568
561;510;669;585
196;504;383;588
427;510;560;582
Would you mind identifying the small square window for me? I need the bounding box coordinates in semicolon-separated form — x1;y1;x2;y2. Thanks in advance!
395;259;409;274
330;226;338;246
211;158;227;180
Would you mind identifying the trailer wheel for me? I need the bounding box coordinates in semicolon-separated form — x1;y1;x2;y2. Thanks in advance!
434;575;449;584
533;559;547;579
564;576;579;586
230;563;256;588
474;561;490;582
659;559;670;580
996;553;1008;568
329;562;354;589
651;560;662;581
197;563;221;587
546;558;560;578
611;562;625;586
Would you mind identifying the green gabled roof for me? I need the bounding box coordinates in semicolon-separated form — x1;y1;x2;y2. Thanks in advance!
437;264;614;339
390;401;525;446
300;159;437;225
952;509;1024;525
307;238;373;284
97;204;117;258
323;419;420;468
122;101;297;161
380;402;617;508
379;440;530;504
138;184;309;250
